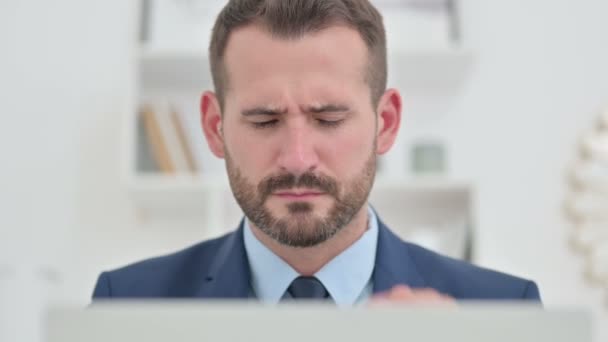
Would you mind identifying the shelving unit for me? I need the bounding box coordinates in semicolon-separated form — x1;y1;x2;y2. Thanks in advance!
127;170;474;259
129;174;471;219
124;0;476;260
139;46;473;92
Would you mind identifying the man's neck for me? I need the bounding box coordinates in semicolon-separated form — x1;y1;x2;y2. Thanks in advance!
249;205;370;276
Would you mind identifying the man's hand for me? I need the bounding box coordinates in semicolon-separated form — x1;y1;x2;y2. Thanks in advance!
371;285;456;306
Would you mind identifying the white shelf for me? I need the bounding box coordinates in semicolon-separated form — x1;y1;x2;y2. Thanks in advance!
129;173;227;191
130;173;469;190
127;173;229;223
138;46;473;92
127;173;474;259
386;47;473;92
128;173;472;218
138;48;211;90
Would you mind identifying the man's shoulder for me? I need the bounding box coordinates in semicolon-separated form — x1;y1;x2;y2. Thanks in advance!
401;240;541;300
106;233;228;278
92;232;233;298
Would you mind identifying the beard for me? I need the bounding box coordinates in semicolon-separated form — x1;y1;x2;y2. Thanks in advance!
225;147;376;248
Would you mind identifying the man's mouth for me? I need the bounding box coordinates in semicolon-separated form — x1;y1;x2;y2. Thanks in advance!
273;190;324;199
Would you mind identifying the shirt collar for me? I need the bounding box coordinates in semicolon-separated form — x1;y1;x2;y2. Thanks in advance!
243;219;299;303
243;206;379;306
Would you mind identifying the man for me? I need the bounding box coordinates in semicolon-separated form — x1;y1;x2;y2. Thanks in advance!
93;0;540;305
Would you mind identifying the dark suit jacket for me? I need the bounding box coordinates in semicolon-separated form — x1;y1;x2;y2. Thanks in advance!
92;219;541;301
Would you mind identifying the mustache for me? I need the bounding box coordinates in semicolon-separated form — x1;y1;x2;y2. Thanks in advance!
258;171;339;199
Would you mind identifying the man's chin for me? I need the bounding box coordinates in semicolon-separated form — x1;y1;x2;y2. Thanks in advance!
265;202;330;218
272;228;330;248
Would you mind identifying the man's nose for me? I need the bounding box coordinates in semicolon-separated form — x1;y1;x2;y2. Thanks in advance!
276;120;319;176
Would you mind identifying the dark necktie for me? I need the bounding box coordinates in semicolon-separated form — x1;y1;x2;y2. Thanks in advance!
287;276;331;300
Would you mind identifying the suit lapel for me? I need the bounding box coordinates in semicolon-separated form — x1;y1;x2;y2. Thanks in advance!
196;221;252;298
372;219;427;294
196;217;426;298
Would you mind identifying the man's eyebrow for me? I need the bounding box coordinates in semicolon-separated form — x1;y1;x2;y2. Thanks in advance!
305;104;351;114
241;107;287;116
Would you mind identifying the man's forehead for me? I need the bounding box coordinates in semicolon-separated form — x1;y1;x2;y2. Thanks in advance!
221;24;369;101
223;24;368;73
227;23;366;51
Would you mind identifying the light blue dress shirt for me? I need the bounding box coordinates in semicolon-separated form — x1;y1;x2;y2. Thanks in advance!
243;206;379;306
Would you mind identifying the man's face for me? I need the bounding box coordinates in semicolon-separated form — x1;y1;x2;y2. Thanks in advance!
213;25;380;247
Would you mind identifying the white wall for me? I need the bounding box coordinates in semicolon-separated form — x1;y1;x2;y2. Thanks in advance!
453;0;608;337
459;0;608;320
0;1;137;341
1;0;607;341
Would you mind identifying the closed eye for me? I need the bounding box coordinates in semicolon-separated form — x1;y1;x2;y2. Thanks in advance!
252;120;279;129
317;118;344;128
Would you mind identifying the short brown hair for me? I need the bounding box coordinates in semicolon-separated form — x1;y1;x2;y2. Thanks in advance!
209;0;387;109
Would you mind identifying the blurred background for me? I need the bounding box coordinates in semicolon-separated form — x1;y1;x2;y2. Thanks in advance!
1;0;607;341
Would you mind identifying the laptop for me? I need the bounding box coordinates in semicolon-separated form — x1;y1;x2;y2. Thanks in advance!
45;301;591;342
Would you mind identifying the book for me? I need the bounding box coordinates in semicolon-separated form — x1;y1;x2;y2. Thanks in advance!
153;100;192;174
170;105;197;173
140;104;175;173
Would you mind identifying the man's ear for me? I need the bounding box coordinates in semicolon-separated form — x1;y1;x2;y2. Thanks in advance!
375;88;402;155
200;91;225;158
